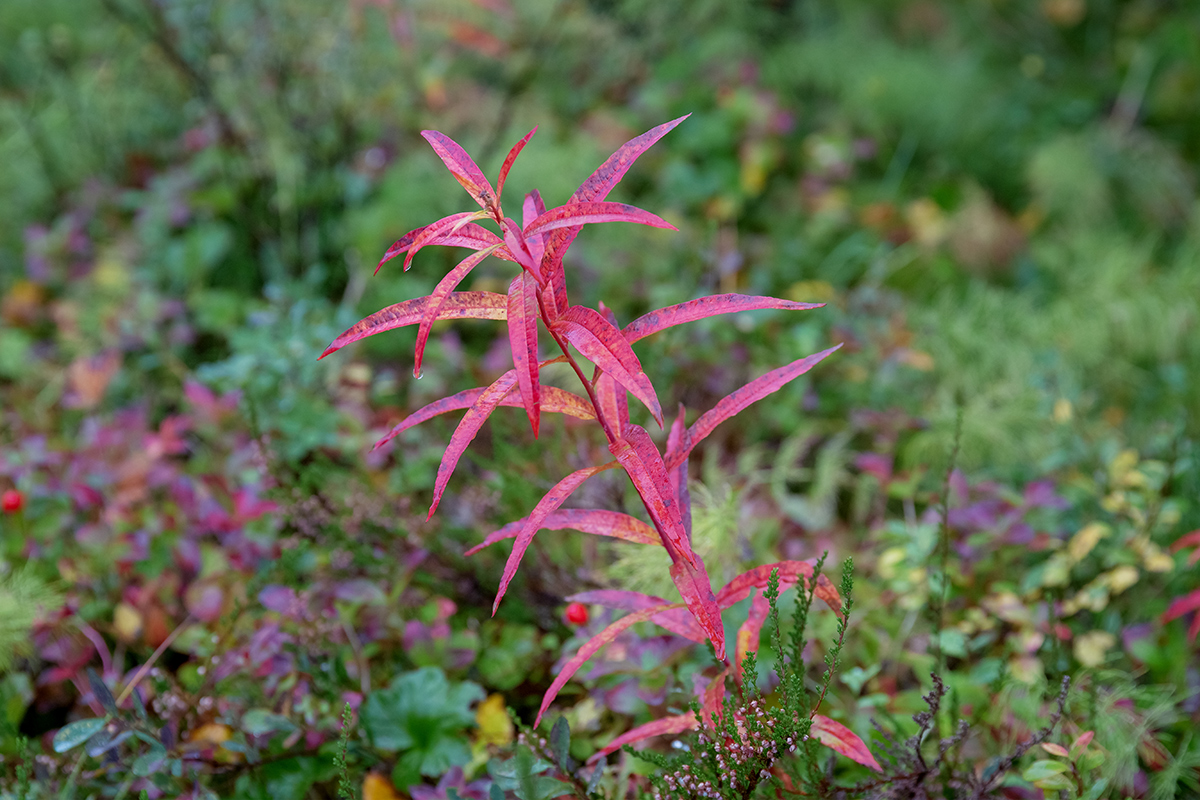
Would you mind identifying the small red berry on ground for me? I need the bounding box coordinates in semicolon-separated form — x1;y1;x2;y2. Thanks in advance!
1;490;23;514
564;602;589;626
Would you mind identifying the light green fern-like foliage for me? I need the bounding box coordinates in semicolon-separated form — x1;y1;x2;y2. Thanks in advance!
0;568;63;673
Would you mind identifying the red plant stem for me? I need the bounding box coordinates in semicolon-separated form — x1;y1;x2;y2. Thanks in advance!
536;291;619;445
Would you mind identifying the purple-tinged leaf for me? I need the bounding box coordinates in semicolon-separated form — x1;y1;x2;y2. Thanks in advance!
609;425;694;566
667;546;724;661
716;561;842;617
665;404;691;540
429;371;520;519
539;115;689;293
553;307;662;425
592;304;630;438
494;463;620;615
465;509;659;556
499;216;540;277
403;211;488;271
590;713;698;762
666;345;843;470
414;245;500;377
497;127;536;200
624;295;825;344
375;223;510;274
523;191;547;273
811;715;882;772
536;602;682;727
320;292;506;359
566;590;704;642
373;373;582;451
421;130;498;213
735;593;771;686
524;202;676;239
507;271;541;437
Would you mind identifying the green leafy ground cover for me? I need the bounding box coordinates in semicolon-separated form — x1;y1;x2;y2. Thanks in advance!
1;0;1199;797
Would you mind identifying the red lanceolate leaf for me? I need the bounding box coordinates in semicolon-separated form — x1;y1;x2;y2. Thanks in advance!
507;271;541;436
665;404;692;540
414;245;501;377
429;371;520;519
524;201;676;238
590;712;698;762
666;344;844;470
319;292;506;359
373;379;585;451
609;425;694;565
553;307;662;425
523;191;548;273
701;665;730;726
421;130;498;214
1163;589;1200;642
465;509;658;556
717;561;842;616
536;602;682;726
623;294;825;344
566;590;704;642
496;127;536;200
499;216;541;278
539;115;688;306
811;715;882;772
403;211;489;271
592;304;630;438
668;548;725;660
735;592;771;686
495;463;620;615
376;223;510;274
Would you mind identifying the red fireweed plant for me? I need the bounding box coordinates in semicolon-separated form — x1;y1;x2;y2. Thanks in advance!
320;115;844;728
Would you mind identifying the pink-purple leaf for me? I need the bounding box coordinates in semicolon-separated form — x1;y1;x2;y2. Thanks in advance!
372;378;585;451
624;295;826;344
666;344;843;470
429;371;519;519
414;245;500;377
552;307;662;425
811;715;882;772
735;593;771;686
375;223;510;275
609;425;694;566
667;547;724;661
402;211;488;271
499;216;540;277
465;509;658;556
497;127;536;201
319;292;506;359
665;404;691;540
494;463;619;615
717;561;842;616
523;191;548;275
421;130;498;214
524;201;676;239
590;713;698;762
536;602;681;727
507;271;541;437
566;590;704;642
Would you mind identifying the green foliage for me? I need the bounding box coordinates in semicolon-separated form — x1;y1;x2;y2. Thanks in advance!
0;568;62;673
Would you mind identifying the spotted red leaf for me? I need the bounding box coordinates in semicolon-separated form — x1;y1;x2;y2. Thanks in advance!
667;548;724;661
609;425;693;565
403;211;488;271
592;304;630;438
539;116;688;311
496;127;536;200
666;345;843;470
373;378;584;452
507;271;541;436
536;602;681;727
414;245;500;377
717;561;842;617
553;307;662;425
499;216;540;277
319;292;506;359
375;223;510;274
523;190;548;274
465;509;658;556
623;295;826;344
524;201;676;238
421;130;498;214
494;463;620;615
590;712;697;762
665;404;691;540
811;715;882;772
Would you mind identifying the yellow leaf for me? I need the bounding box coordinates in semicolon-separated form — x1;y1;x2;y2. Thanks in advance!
475;693;514;747
1104;565;1139;595
1073;631;1115;668
1108;449;1139;484
363;773;403;800
1142;544;1174;573
190;722;232;746
1053;398;1073;424
113;602;143;644
1068;523;1109;563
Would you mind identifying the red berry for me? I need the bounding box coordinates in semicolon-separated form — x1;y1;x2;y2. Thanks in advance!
564;602;589;626
1;490;23;514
